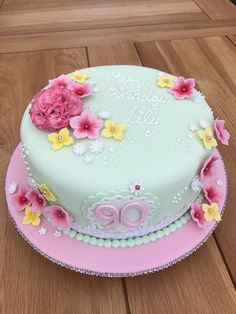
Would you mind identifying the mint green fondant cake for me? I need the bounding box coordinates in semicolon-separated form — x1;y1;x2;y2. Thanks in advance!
20;65;215;240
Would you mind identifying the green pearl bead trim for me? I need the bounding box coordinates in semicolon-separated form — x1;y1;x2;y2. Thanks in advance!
63;212;191;248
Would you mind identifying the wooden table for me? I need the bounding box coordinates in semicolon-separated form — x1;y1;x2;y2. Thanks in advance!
0;1;236;313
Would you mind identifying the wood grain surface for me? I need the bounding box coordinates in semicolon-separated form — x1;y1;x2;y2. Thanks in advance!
0;1;236;313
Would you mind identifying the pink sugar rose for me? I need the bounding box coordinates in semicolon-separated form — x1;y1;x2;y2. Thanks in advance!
29;85;83;131
70;110;103;139
71;82;92;98
191;202;206;228
12;186;31;211
49;74;74;89
170;77;195;100
44;205;71;230
25;189;46;212
214;118;230;145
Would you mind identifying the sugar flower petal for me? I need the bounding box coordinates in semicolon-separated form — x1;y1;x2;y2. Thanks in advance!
12;186;31;211
38;184;57;202
198;128;218;150
200;154;219;180
203;184;222;204
157;75;174;88
190;202;206;228
169;77;195;100
202;203;221;222
44;205;71;230
22;206;41;226
48;128;73;150
214;118;230;145
71;70;89;83
102;120;126;141
25;188;46;212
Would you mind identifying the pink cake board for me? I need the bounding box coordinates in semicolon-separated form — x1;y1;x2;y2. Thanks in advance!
5;144;227;277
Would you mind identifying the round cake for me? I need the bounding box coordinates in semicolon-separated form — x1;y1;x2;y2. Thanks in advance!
14;65;229;245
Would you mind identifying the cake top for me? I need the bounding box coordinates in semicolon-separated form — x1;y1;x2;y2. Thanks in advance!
21;65;229;195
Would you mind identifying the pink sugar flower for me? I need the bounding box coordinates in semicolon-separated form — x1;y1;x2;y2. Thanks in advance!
169;76;195;100
200;155;219;180
70;110;103;139
214;118;230;145
44;205;71;230
12;186;31;211
29;85;83;131
71;82;92;98
191;202;206;228
49;74;74;89
25;189;46;212
203;185;222;203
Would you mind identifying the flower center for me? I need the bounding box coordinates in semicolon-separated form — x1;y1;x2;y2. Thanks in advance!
182;87;186;92
31;212;36;217
43;190;48;195
164;79;168;83
22;196;27;202
195;213;199;218
207;136;212;141
208;208;214;214
111;127;116;131
58;135;64;141
57;210;65;218
207;191;213;197
135;184;141;190
78;91;82;95
84;124;89;129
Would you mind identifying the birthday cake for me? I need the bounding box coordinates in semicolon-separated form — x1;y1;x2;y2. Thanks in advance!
10;65;230;248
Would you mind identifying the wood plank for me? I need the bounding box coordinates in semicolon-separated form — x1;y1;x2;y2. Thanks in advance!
0;1;207;36
126;238;236;313
227;34;236;46
88;42;236;312
137;36;236;281
194;0;236;20
0;48;127;314
0;18;236;54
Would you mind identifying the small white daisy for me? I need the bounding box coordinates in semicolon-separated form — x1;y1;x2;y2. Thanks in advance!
129;180;144;196
8;182;18;194
73;142;86;156
27;177;38;188
189;124;198;132
53;230;62;238
38;227;47;236
191;176;203;192
90;140;103;154
216;179;223;187
98;110;110;120
84;155;94;164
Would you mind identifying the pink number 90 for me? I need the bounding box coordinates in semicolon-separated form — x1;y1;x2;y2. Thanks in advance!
95;201;147;230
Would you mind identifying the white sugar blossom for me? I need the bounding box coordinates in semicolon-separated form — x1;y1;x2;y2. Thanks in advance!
27;177;38;188
38;227;47;236
90;140;103;154
191;176;203;192
189;124;198;132
216;179;223;187
84;155;94;164
98;110;110;120
129;180;144;196
53;230;62;238
73;142;86;156
8;182;18;194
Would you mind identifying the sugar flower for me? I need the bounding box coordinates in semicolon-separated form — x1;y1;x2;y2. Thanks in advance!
53;230;62;238
200;155;219;180
44;205;71;230
70;110;103;140
130;180;144;196
23;206;41;226
191;176;202;192
8;182;18;194
25;189;46;212
102;120;126;140
203;184;221;203
38;184;57;202
84;155;94;164
202;203;221;222
157;75;174;88
71;70;89;83
169;76;195;100
73;142;86;155
198;128;218;150
49;74;74;89
214;118;230;145
191;202;206;228
98;111;111;120
29;85;83;131
90;140;103;154
38;227;47;236
48;127;73;151
12;186;31;211
71;82;92;98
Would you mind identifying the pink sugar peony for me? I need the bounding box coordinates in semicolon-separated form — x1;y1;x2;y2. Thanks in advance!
200;154;219;180
214;118;230;145
70;110;103;139
191;202;206;228
29;85;83;131
44;205;71;230
170;76;195;100
12;186;31;211
25;189;46;212
49;74;74;89
71;82;92;98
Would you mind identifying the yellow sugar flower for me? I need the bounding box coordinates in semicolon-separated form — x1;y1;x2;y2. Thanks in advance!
71;70;89;83
38;184;57;202
48;128;73;151
157;75;174;88
202;203;221;222
198;127;218;150
102;120;126;141
23;206;41;226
